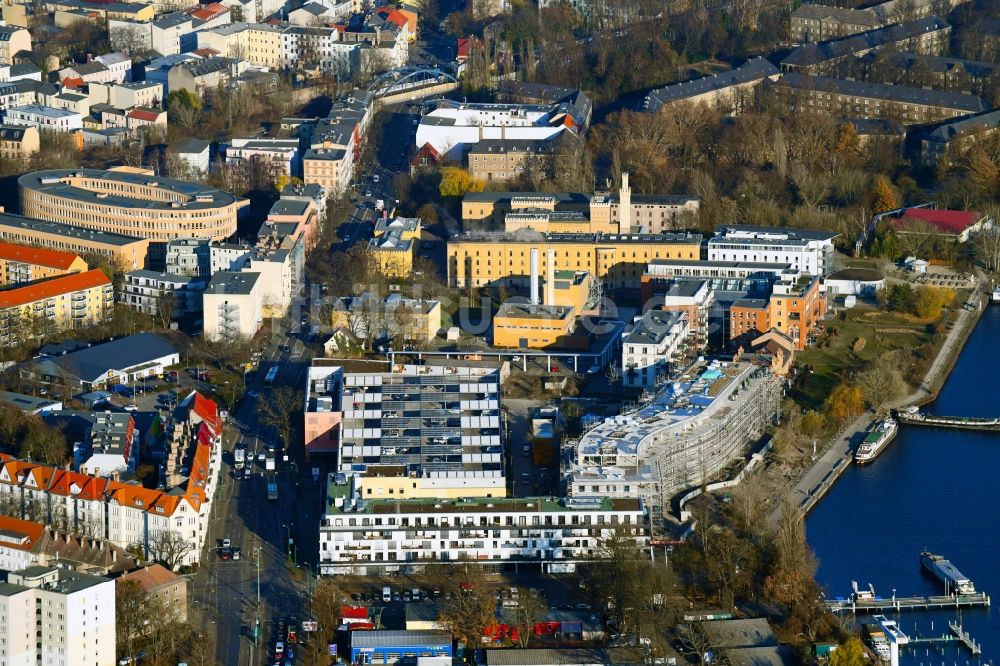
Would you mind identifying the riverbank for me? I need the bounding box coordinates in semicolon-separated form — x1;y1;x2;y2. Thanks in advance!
767;277;988;525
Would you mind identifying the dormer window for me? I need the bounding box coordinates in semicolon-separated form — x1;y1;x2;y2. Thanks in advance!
156;507;164;513
134;499;143;507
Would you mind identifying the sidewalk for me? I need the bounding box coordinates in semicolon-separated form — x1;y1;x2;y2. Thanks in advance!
768;278;986;526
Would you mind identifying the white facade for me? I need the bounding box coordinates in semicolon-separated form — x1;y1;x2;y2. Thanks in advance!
226;137;301;177
123;269;206;316
2;566;116;666
320;481;647;575
0;581;34;665
707;225;838;276
5;105;83;133
95;52;132;83
151;15;194;56
210;242;253;273
202;271;263;341
280;28;359;74
621;310;690;389
415;103;568;159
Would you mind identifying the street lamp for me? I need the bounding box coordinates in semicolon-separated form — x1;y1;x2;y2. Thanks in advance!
283;524;294;562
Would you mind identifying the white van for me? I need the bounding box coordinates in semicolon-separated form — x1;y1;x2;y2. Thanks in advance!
382;586;391;602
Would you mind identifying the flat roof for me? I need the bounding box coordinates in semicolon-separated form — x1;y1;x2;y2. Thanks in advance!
19;169;243;211
0;390;60;411
351;630;452;648
25;332;178;383
496;302;573;320
205;271;258;295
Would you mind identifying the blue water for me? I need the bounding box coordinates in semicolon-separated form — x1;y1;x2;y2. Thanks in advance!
807;306;1000;663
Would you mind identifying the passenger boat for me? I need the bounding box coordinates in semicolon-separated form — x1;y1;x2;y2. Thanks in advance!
855;418;898;465
993;285;1000;302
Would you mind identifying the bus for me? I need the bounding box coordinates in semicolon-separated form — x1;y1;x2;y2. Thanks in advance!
264;366;278;386
266;474;278;501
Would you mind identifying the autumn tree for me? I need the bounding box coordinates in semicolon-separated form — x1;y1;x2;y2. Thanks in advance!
826;383;863;422
511;588;543;648
830;638;867;666
167;89;203;129
437;566;498;645
439;167;484;197
869;175;901;213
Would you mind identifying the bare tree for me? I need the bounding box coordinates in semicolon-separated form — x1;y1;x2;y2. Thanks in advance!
149;530;194;570
511;588;543;647
257;386;300;451
157;291;176;329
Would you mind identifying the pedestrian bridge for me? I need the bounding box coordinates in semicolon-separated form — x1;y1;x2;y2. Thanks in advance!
369;66;459;103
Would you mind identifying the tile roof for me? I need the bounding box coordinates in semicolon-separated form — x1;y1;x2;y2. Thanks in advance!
127;108;163;122
643;58;780;112
0;515;45;552
781;16;949;70
119;563;182;591
0;241;83;270
0;268;110;309
772;73;987;113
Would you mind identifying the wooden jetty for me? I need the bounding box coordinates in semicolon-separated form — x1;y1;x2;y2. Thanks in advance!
824;593;991;614
948;621;982;656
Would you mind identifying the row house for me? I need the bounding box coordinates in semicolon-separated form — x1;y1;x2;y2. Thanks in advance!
0;391;222;567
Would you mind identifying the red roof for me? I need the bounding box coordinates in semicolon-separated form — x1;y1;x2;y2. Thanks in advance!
385;9;408;27
128;108;163;122
411;142;441;165
898;208;982;235
192;47;220;57
186;2;227;19
190;391;220;433
0;241;83;270
341;606;369;620
0;516;45;552
0;268;110;309
61;76;86;88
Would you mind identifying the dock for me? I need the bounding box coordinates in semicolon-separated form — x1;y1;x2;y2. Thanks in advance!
825;593;991;614
948;621;982;655
896;409;1000;430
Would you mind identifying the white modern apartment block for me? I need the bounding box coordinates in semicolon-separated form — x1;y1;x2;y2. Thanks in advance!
320;477;647;575
123;269;206;316
5;105;82;132
280;27;360;75
202;271;262;341
0;390;222;567
0;566;115;666
80;411;136;478
568;359;781;526
226;137;301;177
416;102;571;159
151;13;194;56
621;310;690;389
707;225;839;276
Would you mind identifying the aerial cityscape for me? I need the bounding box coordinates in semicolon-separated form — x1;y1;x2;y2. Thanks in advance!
0;0;997;664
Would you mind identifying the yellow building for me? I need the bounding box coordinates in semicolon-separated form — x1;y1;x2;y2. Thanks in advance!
448;231;702;291
246;24;283;69
367;217;421;278
0;124;39;162
0;241;87;286
355;466;507;500
0;25;30;65
549;269;593;312
0;213;149;272
0;268;113;344
18;168;247;245
492;302;576;349
330;294;442;344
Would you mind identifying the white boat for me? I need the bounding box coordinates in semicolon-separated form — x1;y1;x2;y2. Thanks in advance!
993;286;1000;302
855;418;898;465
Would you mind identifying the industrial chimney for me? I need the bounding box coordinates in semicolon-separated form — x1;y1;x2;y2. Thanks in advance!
529;248;540;305
545;248;555;306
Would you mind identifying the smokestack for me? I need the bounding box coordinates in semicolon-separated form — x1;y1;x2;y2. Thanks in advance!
545;248;555;306
619;171;631;233
529;248;540;305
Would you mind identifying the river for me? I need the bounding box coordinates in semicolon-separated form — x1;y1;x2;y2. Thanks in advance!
807;305;1000;664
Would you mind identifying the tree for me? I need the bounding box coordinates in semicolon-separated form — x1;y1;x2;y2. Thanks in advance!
257;386;300;451
439;167;484;197
438;566;499;645
830;639;867;666
869;175;900;213
827;383;863;422
149;530;194;570
511;588;544;648
156;291;176;329
167;89;203;129
117;579;164;659
111;25;148;58
855;362;904;414
415;203;440;225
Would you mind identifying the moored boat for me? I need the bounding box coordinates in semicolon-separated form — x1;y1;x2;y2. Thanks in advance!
855;418;898;465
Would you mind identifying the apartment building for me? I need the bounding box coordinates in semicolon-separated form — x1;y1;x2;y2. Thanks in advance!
79;411;136;477
303;361;344;460
0;269;113;345
569;359;782;526
368;218;419;278
650;278;714;352
768;73;987;125
0;123;38;161
789;4;882;42
19;168;247;247
0;390;220;566
622;310;691;389
5;104;83;133
202;271;262;341
466;136;567;184
860;52;1000;96
330;293;442;344
320;480;647;575
0;25;30;65
89;80;163;110
0;566;115;666
118;564;188;623
780;17;951;74
280;27;360;74
122;269;206;317
730;274;825;350
303;147;353;195
448;231;702;292
921;109;1000;165
166;56;244;94
707;225;838;276
0;241;87;285
642;57;781;115
227;137;301;177
0;214;149;271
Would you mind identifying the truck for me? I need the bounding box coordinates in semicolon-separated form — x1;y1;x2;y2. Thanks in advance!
265;452;276;471
266;474;278;501
234;448;245;469
375;199;385;212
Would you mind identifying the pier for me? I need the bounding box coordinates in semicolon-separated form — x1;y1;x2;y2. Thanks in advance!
824;593;991;614
948;621;982;655
896;409;1000;430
